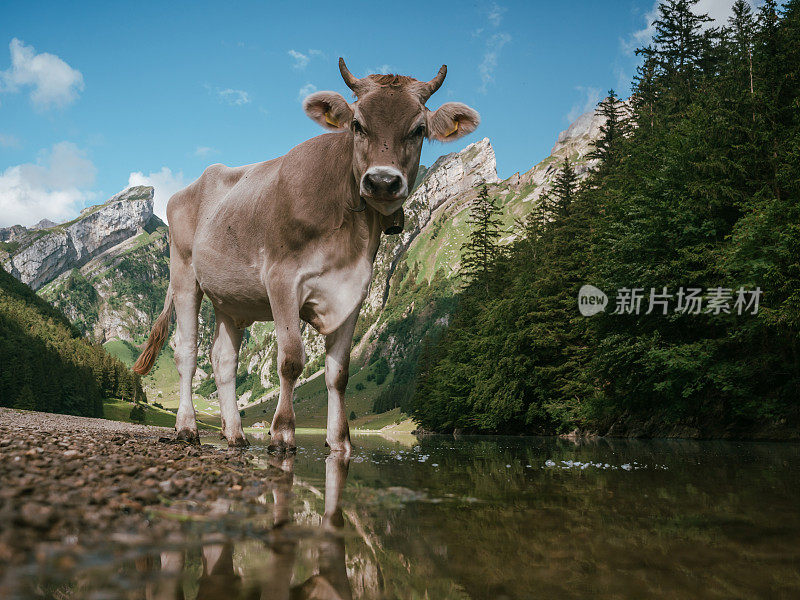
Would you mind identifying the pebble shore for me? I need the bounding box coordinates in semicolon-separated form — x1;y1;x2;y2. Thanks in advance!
0;407;284;582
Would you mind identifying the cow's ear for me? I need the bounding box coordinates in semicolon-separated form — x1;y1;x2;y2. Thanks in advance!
427;102;480;141
303;91;353;131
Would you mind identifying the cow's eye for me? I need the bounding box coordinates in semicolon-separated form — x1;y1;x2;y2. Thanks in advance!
411;125;426;138
352;120;365;135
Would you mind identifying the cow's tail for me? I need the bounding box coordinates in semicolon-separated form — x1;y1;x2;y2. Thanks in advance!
133;283;174;375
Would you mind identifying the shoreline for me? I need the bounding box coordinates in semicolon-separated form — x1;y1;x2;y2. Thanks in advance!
0;407;285;584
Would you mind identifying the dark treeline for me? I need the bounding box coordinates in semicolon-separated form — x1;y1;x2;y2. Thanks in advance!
0;266;145;417
413;0;800;436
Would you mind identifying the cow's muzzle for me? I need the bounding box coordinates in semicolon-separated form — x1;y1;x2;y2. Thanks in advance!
360;166;408;202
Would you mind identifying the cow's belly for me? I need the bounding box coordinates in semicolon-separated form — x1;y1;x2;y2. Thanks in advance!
193;247;272;327
300;260;373;335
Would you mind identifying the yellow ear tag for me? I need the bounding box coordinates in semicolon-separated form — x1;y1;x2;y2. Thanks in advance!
325;111;340;128
445;121;459;137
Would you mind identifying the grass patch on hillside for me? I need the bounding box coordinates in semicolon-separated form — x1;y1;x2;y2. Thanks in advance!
105;340;181;406
104;340;220;426
353;407;408;430
240;360;397;429
102;399;177;428
104;339;137;365
102;399;221;430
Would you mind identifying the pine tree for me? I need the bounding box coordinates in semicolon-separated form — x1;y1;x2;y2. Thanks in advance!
549;158;578;220
729;0;756;96
460;186;503;295
587;91;629;170
651;0;713;106
14;386;37;411
633;46;660;130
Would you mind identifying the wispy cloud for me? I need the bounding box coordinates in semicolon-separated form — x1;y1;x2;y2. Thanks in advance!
0;133;20;148
128;167;186;222
0;38;84;110
288;48;323;70
210;86;251;106
297;82;317;102
474;3;510;94
363;64;394;76
478;33;511;94
0;141;97;227
487;2;507;26
194;146;217;157
566;86;602;122
288;49;309;69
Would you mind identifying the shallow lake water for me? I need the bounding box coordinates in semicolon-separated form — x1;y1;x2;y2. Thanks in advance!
9;433;800;598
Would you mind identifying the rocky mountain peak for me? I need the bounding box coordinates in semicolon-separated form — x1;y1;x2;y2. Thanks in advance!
1;186;156;290
551;109;605;155
411;137;499;219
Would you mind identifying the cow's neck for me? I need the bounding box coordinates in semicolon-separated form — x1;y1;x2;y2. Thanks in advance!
326;135;385;262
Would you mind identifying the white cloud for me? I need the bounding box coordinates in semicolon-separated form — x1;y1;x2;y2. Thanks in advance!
194;145;217;157
297;82;317;101
128;167;187;222
0;133;20;148
487;3;507;27
625;0;758;54
0;142;97;227
288;49;309;69
218;88;250;105
288;48;323;69
0;38;84;109
566;86;602;122
478;33;511;94
364;64;394;76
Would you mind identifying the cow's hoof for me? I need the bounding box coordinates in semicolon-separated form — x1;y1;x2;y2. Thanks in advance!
326;442;352;457
227;436;249;449
176;428;200;445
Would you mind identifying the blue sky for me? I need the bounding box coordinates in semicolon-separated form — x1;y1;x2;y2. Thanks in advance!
0;0;752;226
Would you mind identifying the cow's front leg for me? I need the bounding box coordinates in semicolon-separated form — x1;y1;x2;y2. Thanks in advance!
269;294;304;453
211;310;247;447
324;308;359;456
172;266;202;444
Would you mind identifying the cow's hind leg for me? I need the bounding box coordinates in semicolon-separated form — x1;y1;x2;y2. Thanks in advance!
324;308;358;456
172;265;203;444
211;309;247;447
268;292;304;453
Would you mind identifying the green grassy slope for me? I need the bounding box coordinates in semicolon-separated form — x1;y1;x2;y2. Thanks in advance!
0;266;145;416
240;360;400;429
104;339;221;428
102;399;178;428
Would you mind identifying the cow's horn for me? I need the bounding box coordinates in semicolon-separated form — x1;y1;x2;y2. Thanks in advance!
339;57;364;96
418;65;447;102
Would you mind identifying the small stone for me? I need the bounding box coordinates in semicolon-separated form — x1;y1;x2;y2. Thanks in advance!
18;503;55;530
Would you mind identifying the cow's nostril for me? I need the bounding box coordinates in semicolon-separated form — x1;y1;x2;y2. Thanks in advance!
363;175;376;194
386;175;401;194
363;169;405;199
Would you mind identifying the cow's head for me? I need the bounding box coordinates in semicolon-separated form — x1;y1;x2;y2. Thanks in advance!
303;58;480;218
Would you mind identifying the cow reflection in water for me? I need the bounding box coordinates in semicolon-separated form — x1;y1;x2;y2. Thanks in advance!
137;454;353;600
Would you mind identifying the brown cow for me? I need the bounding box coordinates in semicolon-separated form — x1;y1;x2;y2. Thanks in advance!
133;59;479;453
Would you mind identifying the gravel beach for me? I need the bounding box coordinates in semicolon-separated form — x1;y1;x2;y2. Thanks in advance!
0;407;285;592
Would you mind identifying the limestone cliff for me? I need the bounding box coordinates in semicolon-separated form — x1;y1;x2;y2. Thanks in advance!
1;186;156;290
